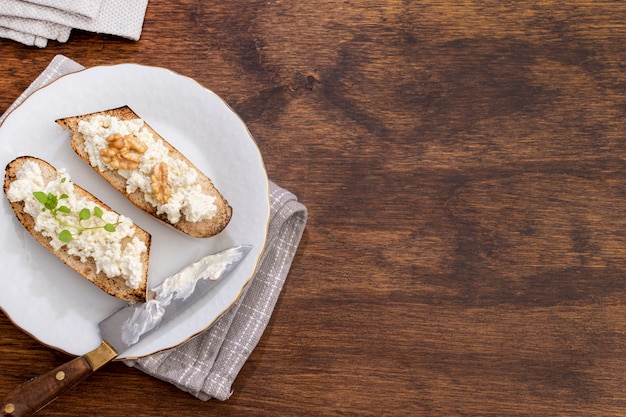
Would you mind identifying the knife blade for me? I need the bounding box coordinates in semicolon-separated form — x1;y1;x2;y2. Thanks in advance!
1;244;252;417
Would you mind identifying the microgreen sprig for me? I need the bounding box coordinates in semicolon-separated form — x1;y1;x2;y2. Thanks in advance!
33;186;118;242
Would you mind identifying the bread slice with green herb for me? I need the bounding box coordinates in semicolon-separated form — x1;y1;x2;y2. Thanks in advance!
4;156;151;302
56;106;232;238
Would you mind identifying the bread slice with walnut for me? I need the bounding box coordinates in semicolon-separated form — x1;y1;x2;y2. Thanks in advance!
55;106;232;238
4;156;151;302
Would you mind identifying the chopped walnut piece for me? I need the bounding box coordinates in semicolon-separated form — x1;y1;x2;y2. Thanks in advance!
151;162;171;204
100;133;148;170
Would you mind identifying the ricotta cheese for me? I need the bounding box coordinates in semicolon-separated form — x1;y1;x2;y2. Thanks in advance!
77;115;218;224
6;160;147;289
120;246;240;345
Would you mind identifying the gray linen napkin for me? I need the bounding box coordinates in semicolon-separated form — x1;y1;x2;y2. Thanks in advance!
0;0;148;47
1;55;308;401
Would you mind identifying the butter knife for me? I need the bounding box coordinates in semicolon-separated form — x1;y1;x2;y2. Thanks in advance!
1;244;252;417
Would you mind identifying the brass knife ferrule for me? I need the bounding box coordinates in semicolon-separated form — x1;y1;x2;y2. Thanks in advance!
84;340;118;371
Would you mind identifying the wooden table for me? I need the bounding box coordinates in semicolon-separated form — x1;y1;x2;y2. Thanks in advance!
2;1;626;415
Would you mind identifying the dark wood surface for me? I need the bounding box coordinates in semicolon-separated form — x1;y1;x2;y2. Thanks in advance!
2;1;626;415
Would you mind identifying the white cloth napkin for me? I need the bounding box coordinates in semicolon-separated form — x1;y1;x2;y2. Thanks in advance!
1;55;308;401
26;0;102;18
0;0;148;48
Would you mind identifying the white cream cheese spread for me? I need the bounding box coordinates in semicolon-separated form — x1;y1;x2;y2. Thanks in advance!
6;160;147;289
77;115;218;224
120;247;243;345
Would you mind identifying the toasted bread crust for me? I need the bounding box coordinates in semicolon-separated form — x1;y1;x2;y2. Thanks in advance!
3;156;150;302
56;106;232;238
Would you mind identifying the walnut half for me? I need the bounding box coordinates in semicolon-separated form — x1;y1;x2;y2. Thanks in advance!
100;133;148;170
151;162;172;204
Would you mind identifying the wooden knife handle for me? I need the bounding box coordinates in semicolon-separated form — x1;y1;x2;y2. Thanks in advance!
1;340;117;417
1;356;93;417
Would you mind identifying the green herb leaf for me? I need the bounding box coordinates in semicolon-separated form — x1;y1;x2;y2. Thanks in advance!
44;193;58;211
58;230;73;242
34;190;117;238
79;208;91;220
33;191;48;204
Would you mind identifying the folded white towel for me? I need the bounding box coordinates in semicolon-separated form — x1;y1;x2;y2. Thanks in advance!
0;15;71;42
0;0;148;47
0;24;47;47
25;0;103;19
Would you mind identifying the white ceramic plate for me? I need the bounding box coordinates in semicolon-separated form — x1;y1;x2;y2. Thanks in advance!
0;64;269;359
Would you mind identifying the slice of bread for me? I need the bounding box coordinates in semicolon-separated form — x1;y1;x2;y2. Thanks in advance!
56;106;232;238
4;156;151;302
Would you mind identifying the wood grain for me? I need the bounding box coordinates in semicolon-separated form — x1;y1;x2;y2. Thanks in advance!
2;355;93;417
2;1;626;415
